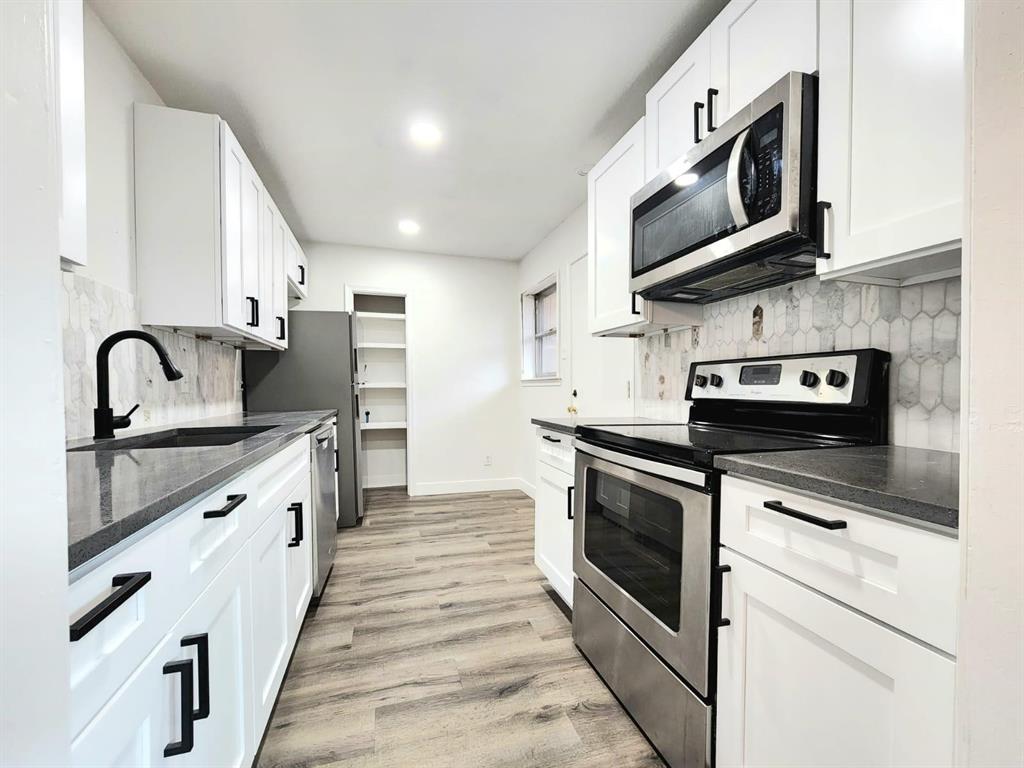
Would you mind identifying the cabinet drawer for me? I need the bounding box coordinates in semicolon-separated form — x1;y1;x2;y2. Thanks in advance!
536;429;574;474
69;473;251;738
720;475;959;654
247;435;310;535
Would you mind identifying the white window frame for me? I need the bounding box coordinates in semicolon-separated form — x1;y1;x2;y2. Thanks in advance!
521;273;560;384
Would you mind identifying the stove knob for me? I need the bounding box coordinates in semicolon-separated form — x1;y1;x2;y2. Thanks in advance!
799;370;820;388
709;373;724;388
826;369;848;388
694;374;709;388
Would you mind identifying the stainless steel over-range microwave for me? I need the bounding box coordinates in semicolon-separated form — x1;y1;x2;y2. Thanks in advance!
630;71;819;304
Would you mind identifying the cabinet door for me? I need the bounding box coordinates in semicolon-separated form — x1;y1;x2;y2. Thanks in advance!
55;0;87;267
708;0;818;123
817;0;963;275
534;461;574;607
221;122;264;337
587;118;646;336
286;231;309;300
644;30;710;181
262;193;288;348
248;503;291;738
285;477;314;640
71;551;253;768
716;549;955;768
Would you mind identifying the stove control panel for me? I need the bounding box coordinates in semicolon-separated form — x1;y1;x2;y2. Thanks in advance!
689;353;859;405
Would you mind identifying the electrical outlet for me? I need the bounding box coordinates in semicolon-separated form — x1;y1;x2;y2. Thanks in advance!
484;455;492;466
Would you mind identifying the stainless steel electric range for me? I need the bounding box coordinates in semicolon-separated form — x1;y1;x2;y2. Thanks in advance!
571;349;891;768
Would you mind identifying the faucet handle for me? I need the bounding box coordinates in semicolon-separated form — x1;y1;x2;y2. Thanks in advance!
113;403;140;430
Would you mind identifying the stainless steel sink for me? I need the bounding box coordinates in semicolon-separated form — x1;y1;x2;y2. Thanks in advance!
69;425;278;452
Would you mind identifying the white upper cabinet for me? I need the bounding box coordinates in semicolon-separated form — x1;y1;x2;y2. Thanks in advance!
135;104;295;349
817;0;964;281
644;31;710;181
55;0;87;268
587;119;647;335
286;232;309;300
708;0;818;123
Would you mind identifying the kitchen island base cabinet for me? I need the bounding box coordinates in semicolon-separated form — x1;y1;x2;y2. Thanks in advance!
716;549;955;768
71;550;254;768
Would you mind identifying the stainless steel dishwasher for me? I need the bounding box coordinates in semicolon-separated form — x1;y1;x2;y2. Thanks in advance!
310;424;338;597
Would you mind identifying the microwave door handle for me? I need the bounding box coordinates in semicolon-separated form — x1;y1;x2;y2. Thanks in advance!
726;127;751;229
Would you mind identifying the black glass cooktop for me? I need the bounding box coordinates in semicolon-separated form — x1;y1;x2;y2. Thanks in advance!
576;423;851;470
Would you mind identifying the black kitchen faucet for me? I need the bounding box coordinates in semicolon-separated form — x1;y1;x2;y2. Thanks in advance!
93;330;184;439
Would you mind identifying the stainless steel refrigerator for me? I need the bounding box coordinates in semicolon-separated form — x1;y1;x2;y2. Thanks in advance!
243;311;365;527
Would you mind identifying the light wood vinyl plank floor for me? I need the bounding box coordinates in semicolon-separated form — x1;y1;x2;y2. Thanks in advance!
257;487;664;768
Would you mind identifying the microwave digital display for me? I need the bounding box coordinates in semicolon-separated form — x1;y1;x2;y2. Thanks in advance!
739;364;782;386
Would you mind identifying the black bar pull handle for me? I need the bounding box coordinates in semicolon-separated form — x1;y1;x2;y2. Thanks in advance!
707;88;719;132
287;502;304;547
245;296;257;327
816;201;832;260
764;500;847;530
716;563;732;628
203;493;246;519
163;658;195;757
180;634;210;720
70;571;152;641
541;435;561;444
298;264;306;286
254;297;260;328
567;486;574;521
631;292;642;316
693;101;704;145
276;316;286;341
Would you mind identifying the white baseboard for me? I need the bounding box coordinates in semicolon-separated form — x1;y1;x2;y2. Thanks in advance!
517;478;536;499
408;477;526;497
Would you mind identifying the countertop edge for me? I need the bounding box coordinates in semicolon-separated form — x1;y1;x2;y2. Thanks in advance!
68;411;336;576
530;418;576;435
714;456;958;530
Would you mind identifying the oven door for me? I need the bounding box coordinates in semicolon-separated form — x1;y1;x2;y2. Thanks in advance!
573;443;713;696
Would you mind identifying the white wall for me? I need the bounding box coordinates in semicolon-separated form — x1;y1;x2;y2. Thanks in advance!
297;242;521;496
81;3;163;293
0;1;71;763
956;1;1024;765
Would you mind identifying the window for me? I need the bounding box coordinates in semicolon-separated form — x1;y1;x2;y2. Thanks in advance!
522;276;559;381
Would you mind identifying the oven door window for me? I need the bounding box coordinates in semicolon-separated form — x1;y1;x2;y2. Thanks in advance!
583;468;684;631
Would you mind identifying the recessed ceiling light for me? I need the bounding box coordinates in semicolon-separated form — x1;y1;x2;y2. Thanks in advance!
398;219;420;235
409;119;442;148
674;172;700;187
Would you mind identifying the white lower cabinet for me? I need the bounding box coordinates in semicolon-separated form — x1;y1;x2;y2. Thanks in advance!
71;550;253;768
534;459;574;607
249;501;293;739
70;436;316;767
716;548;956;768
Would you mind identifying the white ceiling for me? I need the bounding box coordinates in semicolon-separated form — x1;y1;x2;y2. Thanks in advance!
91;0;726;260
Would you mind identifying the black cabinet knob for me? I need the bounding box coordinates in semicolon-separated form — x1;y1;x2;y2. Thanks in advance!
709;373;723;388
694;374;709;388
799;370;820;388
826;369;849;388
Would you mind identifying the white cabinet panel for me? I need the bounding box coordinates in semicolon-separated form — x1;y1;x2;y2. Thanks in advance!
587;118;647;336
286;232;309;299
264;194;289;347
717;549;955;768
248;503;291;738
221;122;264;339
644;31;710;181
708;0;818;122
55;0;87;267
285;477;314;640
817;0;964;276
534;461;574;607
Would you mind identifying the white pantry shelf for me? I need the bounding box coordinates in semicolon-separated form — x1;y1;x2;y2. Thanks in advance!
357;342;407;350
359;382;407;389
360;421;407;431
355;311;406;321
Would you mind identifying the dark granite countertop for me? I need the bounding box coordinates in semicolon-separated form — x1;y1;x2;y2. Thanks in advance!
531;416;683;436
66;410;336;575
715;445;959;530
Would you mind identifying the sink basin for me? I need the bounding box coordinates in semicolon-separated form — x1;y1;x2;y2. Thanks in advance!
70;425;278;452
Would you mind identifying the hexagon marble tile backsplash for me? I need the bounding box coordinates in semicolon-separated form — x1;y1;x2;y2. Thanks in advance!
636;275;961;452
61;272;243;440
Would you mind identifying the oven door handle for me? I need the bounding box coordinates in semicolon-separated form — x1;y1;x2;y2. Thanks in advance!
573;440;708;489
726;127;751;229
